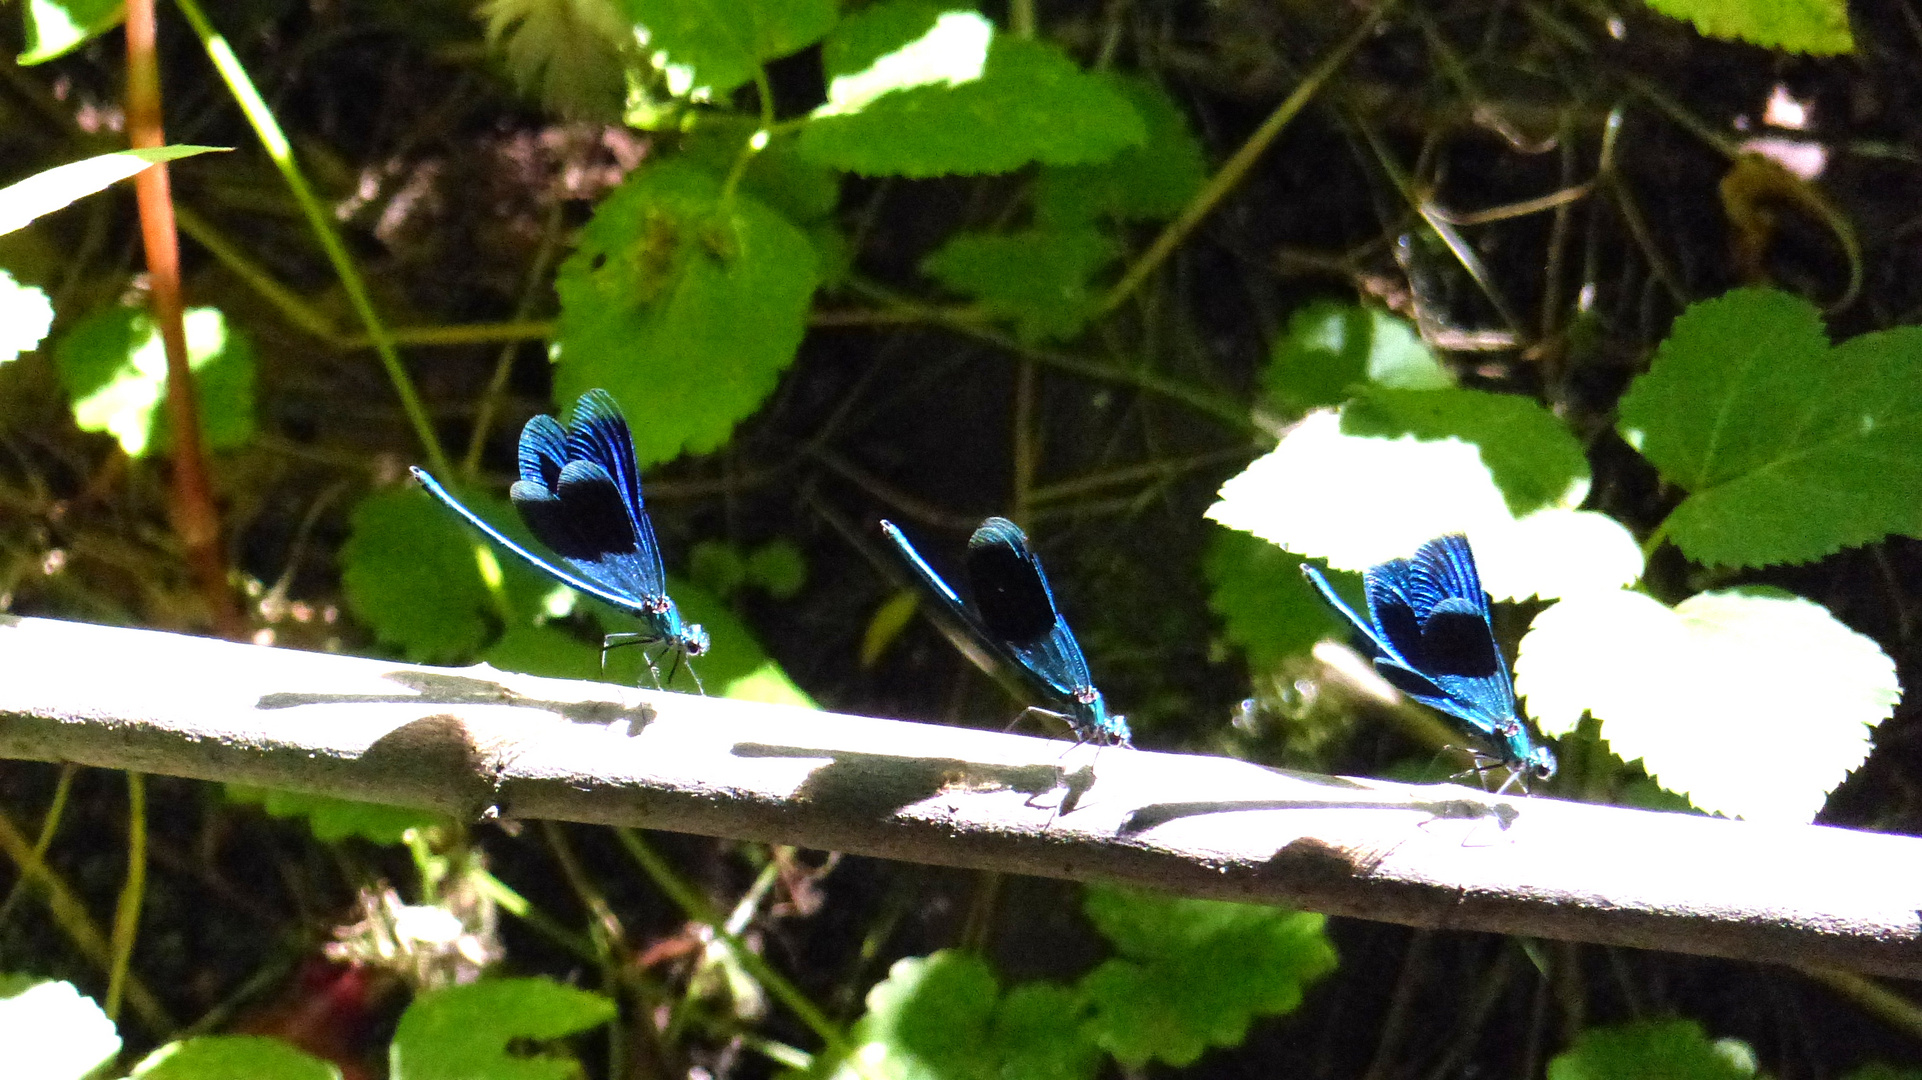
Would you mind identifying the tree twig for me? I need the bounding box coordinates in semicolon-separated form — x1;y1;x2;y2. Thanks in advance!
3;615;1921;979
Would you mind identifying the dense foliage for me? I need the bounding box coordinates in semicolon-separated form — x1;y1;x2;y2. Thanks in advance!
0;0;1917;1076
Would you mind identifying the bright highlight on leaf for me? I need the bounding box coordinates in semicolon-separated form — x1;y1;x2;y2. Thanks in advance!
1516;586;1900;823
623;0;838;101
0;270;54;364
816;9;991;116
1206;410;1642;601
19;0;126;65
132;1035;342;1080
799;0;1144;176
1262;302;1452;414
552;161;819;467
1619;287;1922;568
0;977;121;1080
54;305;255;458
0;146;227;236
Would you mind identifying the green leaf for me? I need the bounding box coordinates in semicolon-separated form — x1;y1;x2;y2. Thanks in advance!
1342;386;1590;516
132;1035;342;1080
553;159;819;467
0;147;227;235
619;0;838;99
19;0;125;64
1207;410;1642;601
993;982;1103;1080
53;304;255;458
1638;0;1851;55
478;0;630;119
825;951;1099;1080
1548;1019;1758;1080
0;977;121;1080
747;538;807;599
0;270;54;364
689;539;750;598
1516;586;1900;823
1618;287;1922;568
1203;527;1344;671
391;978;615;1080
1080;885;1336;1068
799;4;1145;177
921;227;1118;342
225;785;443;845
340;484;555;664
680;121;841;224
1261;302;1452;415
1033;74;1205;225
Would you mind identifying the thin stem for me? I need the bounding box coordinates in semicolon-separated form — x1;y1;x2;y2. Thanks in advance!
615;829;866;1073
0;762;74;922
1097;1;1393;316
170;0;452;478
0;804;174;1033
106;772;149;1022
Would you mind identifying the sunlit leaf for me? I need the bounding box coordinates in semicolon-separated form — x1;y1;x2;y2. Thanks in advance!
1343;386;1590;516
620;0;837;99
1261;302;1451;414
19;0;125;65
53;304;254;458
0;146;226;235
799;3;1144;177
0;270;54;364
1516;586;1899;822
0;977;121;1080
1206;410;1642;601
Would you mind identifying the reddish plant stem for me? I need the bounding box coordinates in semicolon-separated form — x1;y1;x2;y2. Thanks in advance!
125;0;241;637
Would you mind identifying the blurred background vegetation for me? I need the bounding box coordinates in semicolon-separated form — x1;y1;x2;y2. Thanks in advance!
0;0;1918;1075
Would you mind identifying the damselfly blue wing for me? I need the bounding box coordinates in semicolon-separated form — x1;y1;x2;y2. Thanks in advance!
882;517;1130;747
411;390;707;680
1302;534;1553;788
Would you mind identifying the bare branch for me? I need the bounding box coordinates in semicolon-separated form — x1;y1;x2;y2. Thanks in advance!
3;615;1919;977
